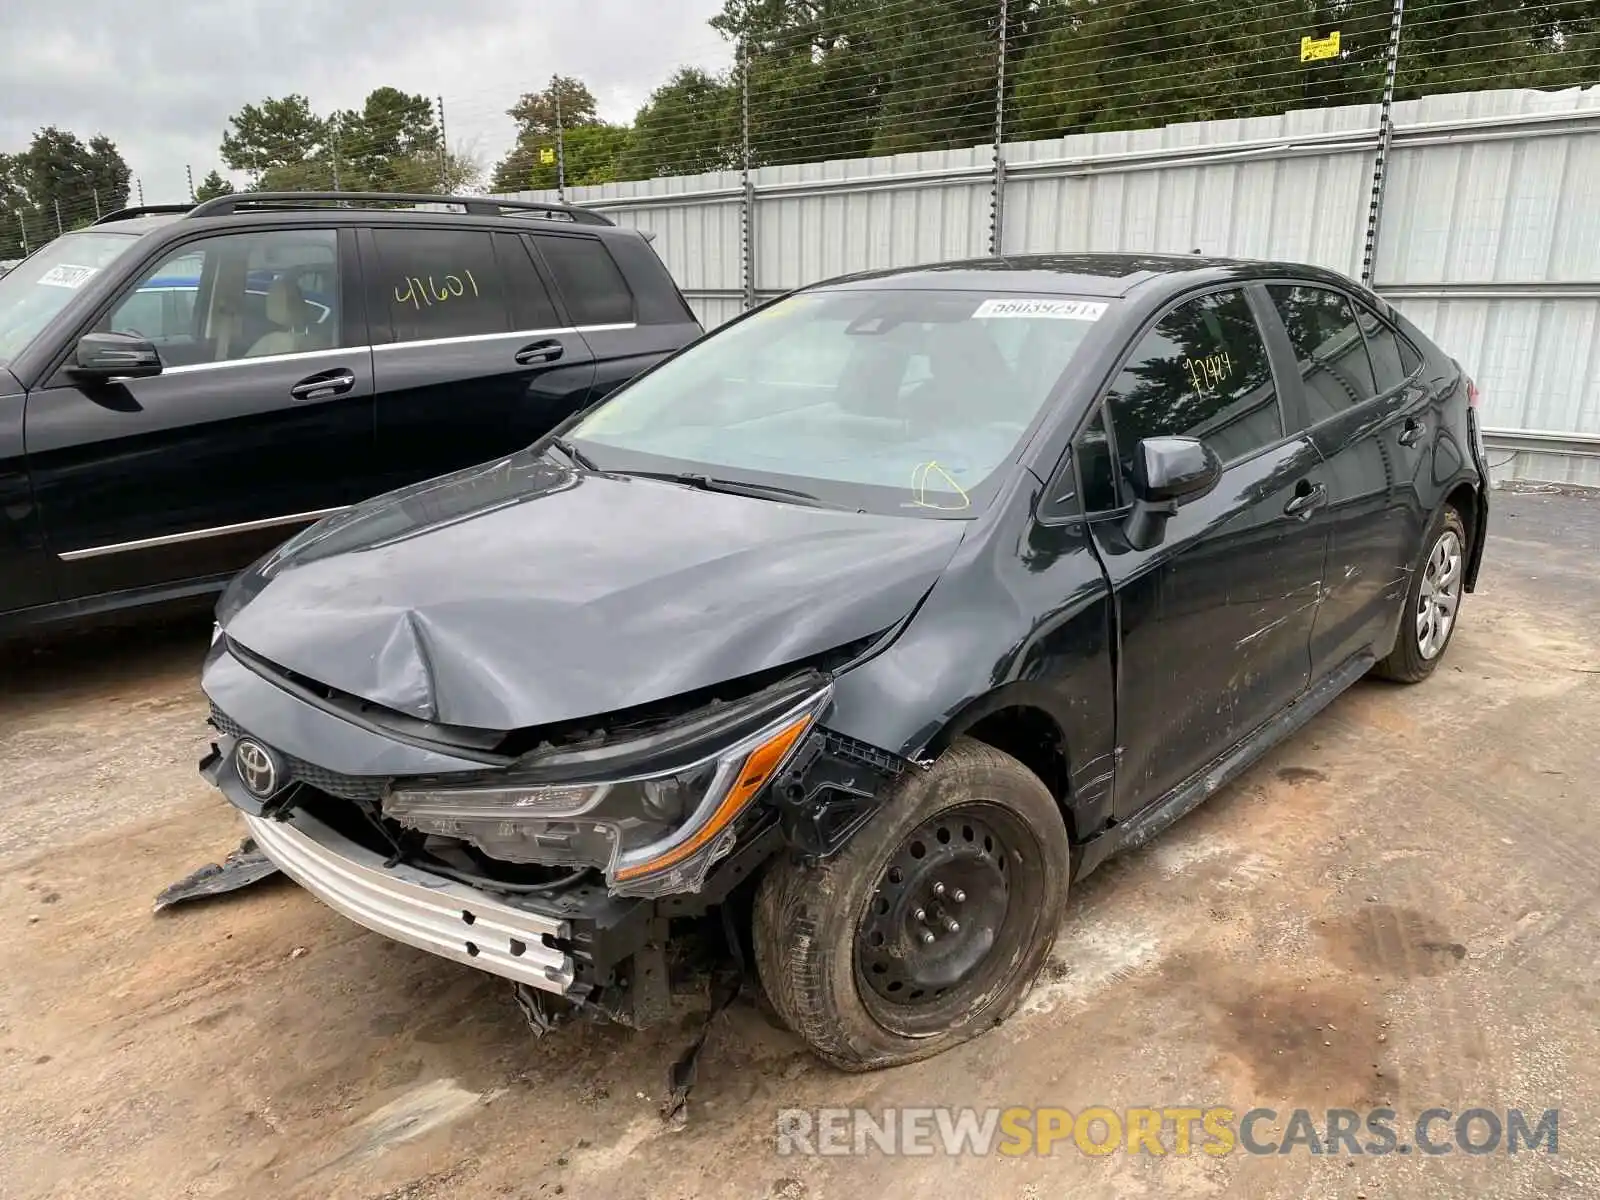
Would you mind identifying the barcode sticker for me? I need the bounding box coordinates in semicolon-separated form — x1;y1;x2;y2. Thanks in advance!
972;298;1108;321
37;264;100;289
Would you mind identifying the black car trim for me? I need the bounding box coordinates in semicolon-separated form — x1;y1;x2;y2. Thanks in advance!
57;505;346;561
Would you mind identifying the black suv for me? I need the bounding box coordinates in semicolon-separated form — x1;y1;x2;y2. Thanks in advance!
0;191;700;632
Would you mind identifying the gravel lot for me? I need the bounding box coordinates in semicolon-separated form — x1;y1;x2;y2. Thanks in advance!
2;488;1597;1200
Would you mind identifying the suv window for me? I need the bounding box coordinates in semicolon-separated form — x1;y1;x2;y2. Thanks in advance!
1354;300;1411;394
537;235;635;326
1266;285;1379;422
1101;288;1283;482
100;229;341;368
372;227;509;342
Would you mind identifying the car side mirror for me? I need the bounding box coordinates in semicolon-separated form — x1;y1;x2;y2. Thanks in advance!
1123;435;1221;550
68;331;163;381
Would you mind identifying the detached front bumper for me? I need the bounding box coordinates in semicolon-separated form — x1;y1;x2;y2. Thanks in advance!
242;805;577;995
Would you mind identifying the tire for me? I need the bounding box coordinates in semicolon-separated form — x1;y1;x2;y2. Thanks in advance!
1374;504;1469;683
752;736;1071;1071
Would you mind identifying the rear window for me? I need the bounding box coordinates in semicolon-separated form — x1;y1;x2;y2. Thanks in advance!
1266;285;1379;423
537;235;634;326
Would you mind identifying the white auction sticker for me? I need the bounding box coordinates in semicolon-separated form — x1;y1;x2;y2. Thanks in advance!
36;264;100;289
972;297;1108;321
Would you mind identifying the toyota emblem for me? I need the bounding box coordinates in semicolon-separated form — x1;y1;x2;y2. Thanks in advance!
234;738;282;798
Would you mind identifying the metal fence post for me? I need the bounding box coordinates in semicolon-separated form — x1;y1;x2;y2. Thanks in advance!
988;0;1009;256
437;95;448;191
741;39;756;310
553;76;567;201
1362;0;1405;286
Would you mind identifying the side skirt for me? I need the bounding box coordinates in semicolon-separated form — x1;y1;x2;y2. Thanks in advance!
1074;649;1376;880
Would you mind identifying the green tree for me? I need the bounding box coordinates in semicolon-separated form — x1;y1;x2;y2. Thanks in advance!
0;127;131;253
221;89;479;195
194;169;235;202
332;87;441;190
493;76;632;190
617;68;738;178
494;124;634;191
221;94;328;184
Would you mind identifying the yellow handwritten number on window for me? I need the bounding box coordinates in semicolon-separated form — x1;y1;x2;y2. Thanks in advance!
394;269;480;311
1183;349;1233;393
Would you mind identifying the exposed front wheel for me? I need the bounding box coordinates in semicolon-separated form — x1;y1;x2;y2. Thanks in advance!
1375;505;1469;683
753;737;1071;1070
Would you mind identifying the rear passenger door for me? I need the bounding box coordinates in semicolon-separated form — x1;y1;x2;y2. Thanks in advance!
1259;284;1430;679
363;225;596;493
530;230;700;404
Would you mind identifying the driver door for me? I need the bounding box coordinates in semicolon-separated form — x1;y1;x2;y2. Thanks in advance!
1079;286;1330;817
24;226;377;601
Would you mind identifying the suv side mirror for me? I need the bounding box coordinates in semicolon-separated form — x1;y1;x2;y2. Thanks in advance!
68;331;163;381
1123;435;1221;550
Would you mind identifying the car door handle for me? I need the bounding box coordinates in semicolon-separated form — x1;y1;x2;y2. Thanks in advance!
1397;417;1425;446
514;339;564;365
289;369;355;401
1284;482;1328;518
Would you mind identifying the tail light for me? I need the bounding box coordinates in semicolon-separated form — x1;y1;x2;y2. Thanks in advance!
1466;377;1481;409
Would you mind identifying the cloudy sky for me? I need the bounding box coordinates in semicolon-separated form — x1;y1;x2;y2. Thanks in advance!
0;0;732;203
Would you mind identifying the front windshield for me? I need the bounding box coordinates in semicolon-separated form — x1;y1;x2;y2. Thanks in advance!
0;231;141;365
570;287;1110;516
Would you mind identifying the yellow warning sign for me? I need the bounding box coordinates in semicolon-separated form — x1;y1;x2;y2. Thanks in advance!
1300;31;1341;62
539;146;556;165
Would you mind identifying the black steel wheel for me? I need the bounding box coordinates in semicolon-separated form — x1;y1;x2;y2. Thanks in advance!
754;737;1071;1070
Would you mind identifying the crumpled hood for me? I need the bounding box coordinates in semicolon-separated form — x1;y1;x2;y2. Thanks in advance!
219;452;967;731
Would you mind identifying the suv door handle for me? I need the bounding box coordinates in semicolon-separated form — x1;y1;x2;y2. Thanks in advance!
515;339;564;365
1397;417;1425;447
289;369;355;401
1284;481;1328;519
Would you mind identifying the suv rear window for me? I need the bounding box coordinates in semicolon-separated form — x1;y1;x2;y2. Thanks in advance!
537;235;634;326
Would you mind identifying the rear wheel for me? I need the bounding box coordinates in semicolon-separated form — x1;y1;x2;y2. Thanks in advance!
753;737;1070;1070
1374;505;1468;683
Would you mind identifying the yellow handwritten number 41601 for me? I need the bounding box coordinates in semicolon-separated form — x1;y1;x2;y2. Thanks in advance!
395;269;480;311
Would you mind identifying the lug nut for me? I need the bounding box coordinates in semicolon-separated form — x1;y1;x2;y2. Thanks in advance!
951;889;966;904
945;918;961;934
913;907;927;922
932;881;945;897
920;931;936;945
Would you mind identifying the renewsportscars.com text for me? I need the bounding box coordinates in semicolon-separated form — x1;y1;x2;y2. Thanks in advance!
775;1106;1559;1158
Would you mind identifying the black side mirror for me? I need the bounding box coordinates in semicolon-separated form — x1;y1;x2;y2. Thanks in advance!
1123;435;1221;550
68;331;163;381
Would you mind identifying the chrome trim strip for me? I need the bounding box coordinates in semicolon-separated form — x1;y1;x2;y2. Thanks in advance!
370;322;637;352
164;346;359;375
57;506;346;561
243;808;576;995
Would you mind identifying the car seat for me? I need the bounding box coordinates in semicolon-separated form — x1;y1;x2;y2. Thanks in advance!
245;275;317;358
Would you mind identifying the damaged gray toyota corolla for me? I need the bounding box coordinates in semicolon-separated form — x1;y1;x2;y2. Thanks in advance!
201;254;1488;1069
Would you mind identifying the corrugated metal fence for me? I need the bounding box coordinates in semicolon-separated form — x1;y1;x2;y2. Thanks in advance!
504;86;1600;487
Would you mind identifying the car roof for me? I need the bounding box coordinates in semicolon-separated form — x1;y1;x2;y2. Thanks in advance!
811;252;1358;300
76;214;187;238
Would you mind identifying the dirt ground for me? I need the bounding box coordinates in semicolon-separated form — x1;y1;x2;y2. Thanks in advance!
2;488;1598;1200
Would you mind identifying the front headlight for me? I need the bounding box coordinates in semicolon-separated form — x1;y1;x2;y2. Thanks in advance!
383;686;829;898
